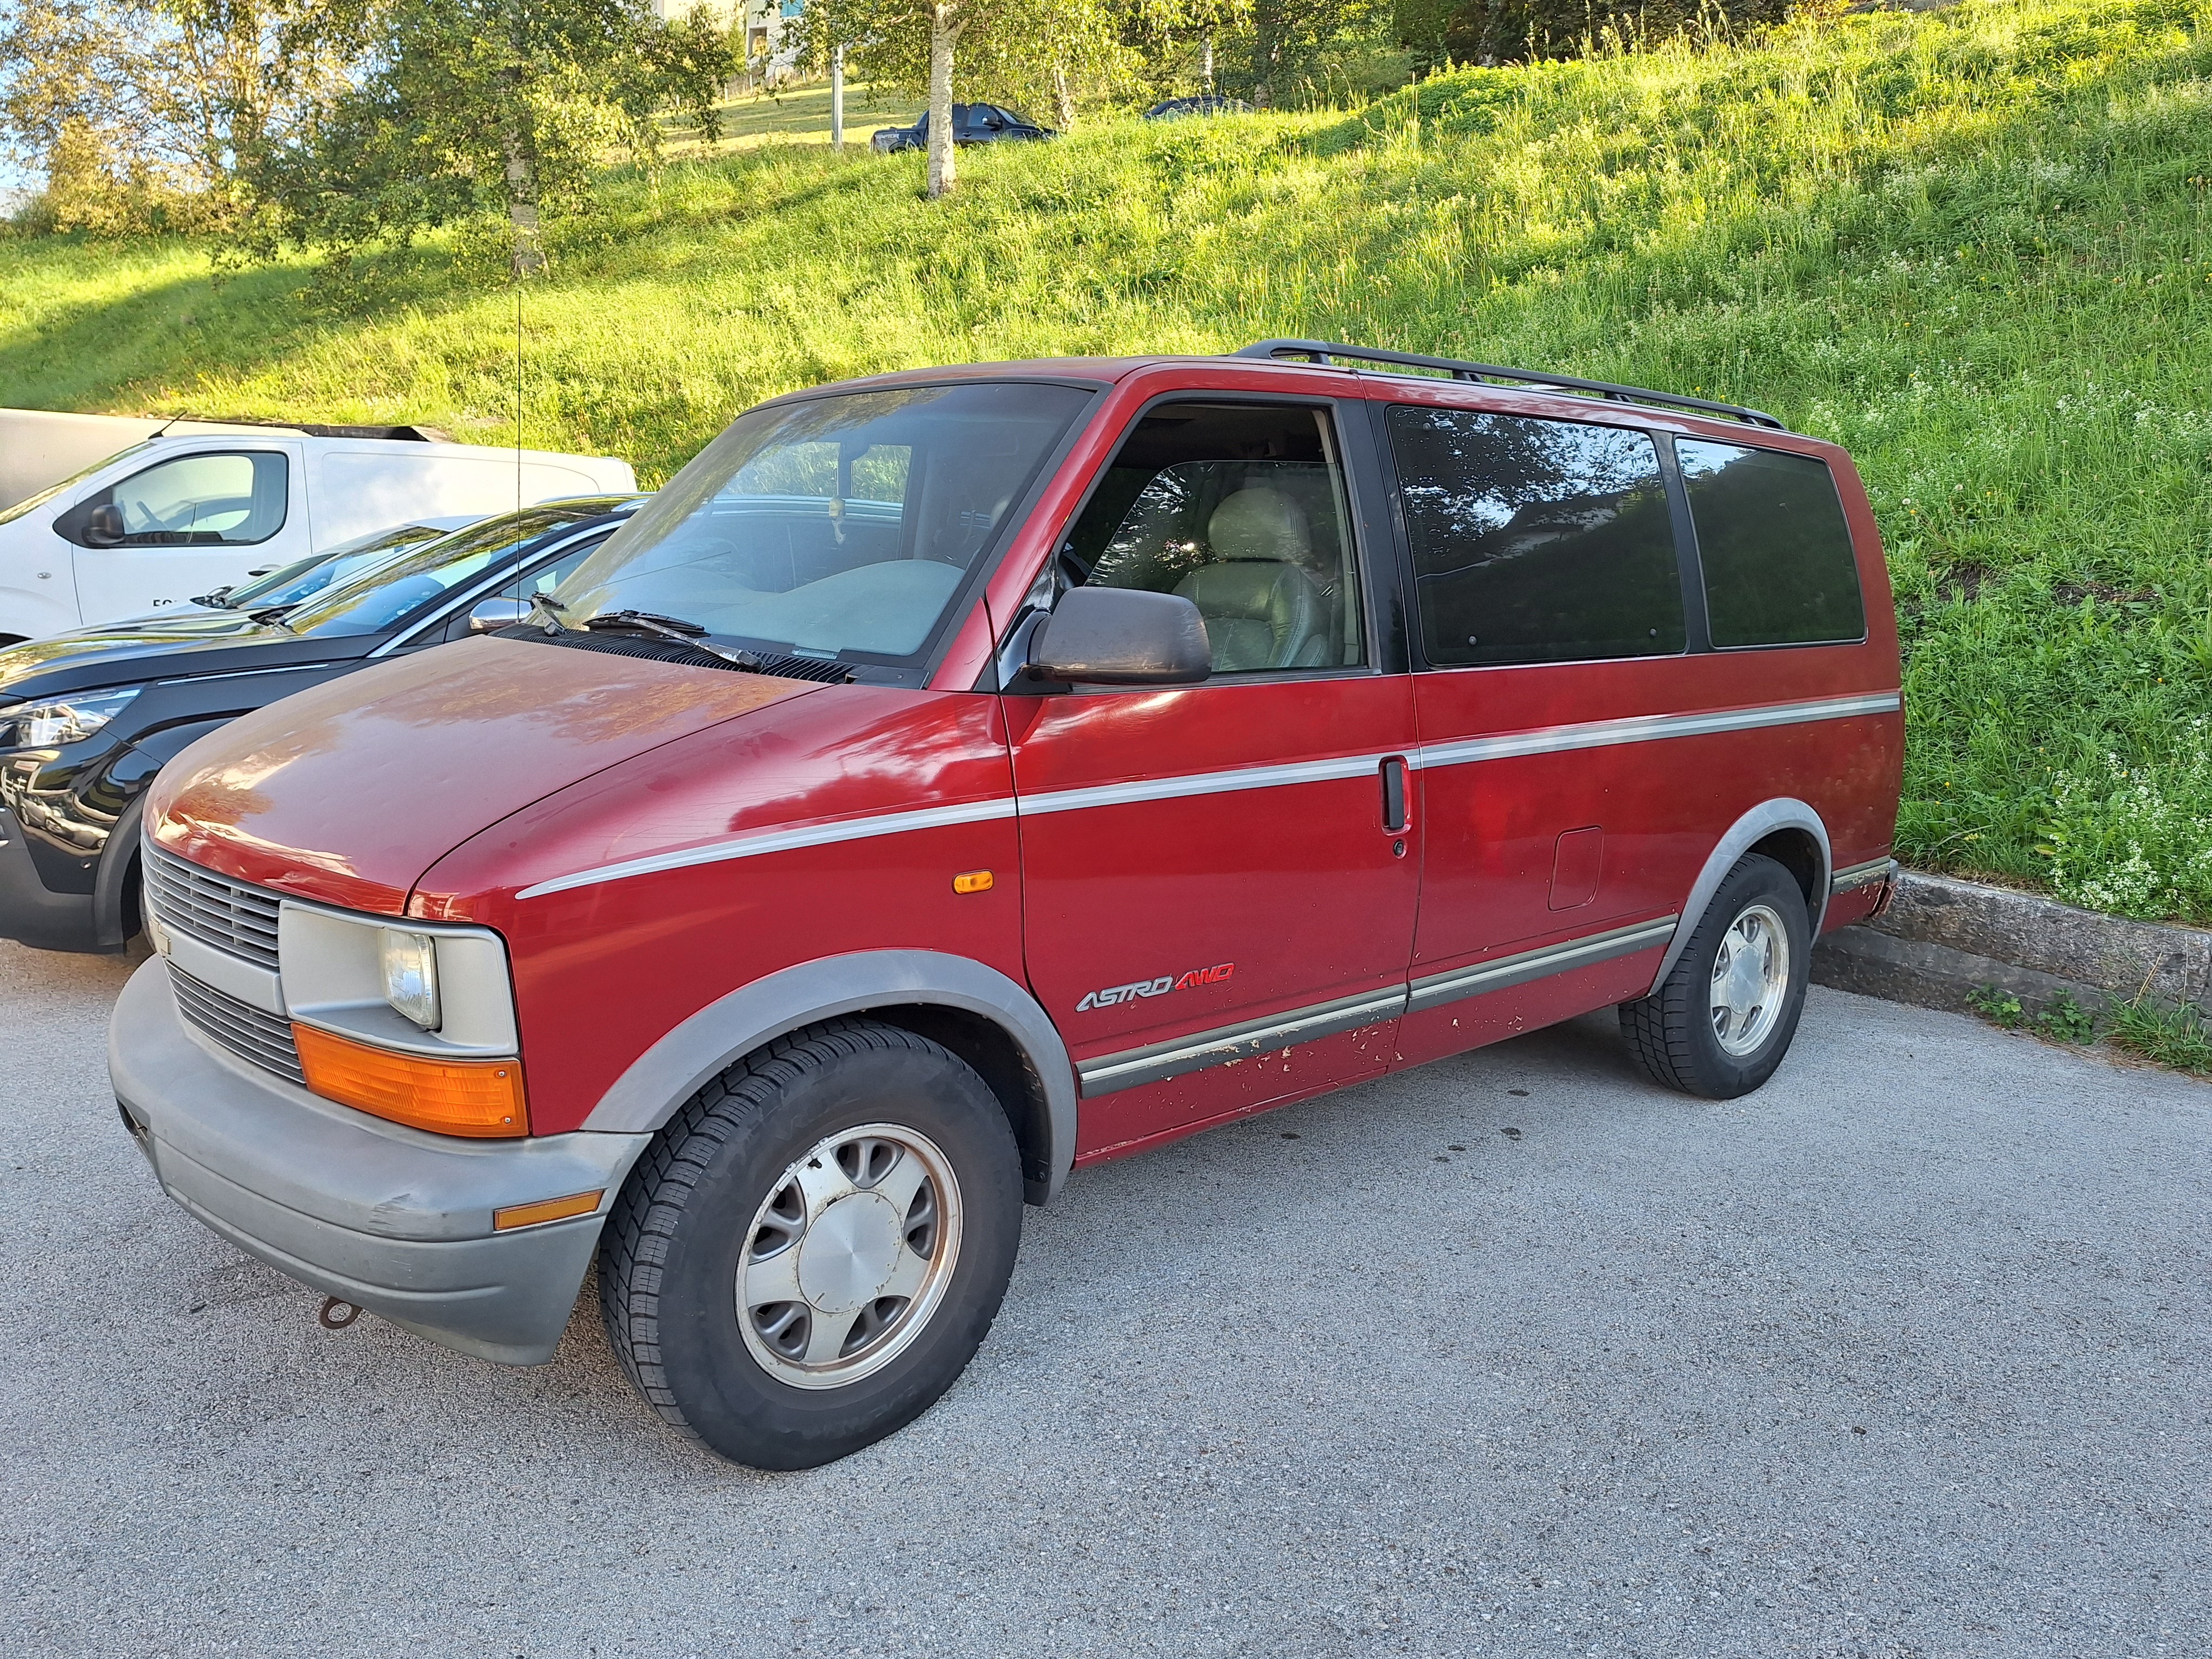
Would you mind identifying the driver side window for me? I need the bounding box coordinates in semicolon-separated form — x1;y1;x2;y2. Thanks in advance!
1063;402;1365;673
100;451;288;547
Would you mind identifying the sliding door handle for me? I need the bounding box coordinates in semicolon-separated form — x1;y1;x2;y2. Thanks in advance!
1379;755;1409;833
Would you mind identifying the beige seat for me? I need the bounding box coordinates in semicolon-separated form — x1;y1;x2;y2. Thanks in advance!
1173;487;1328;672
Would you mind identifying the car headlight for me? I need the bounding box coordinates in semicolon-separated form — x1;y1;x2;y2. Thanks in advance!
6;687;140;748
380;928;442;1030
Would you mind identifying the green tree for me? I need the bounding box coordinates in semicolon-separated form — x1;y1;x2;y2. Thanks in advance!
0;0;363;232
1394;0;1793;66
252;0;731;275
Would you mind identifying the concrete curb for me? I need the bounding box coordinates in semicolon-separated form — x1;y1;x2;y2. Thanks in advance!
1812;869;2212;1018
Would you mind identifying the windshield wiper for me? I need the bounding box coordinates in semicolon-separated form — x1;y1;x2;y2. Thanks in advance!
246;606;296;630
583;609;761;670
192;586;237;608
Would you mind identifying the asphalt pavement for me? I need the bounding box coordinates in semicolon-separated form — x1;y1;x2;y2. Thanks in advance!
3;939;2207;1658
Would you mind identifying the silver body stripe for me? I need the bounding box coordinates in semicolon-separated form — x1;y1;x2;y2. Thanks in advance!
513;798;1019;901
1020;751;1384;815
1077;987;1408;1097
1077;915;1680;1094
1408;917;1679;1012
1829;856;1896;893
1415;691;1900;771
513;691;1898;900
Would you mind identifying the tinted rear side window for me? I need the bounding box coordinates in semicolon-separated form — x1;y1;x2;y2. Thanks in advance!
1677;441;1864;648
1387;406;1683;667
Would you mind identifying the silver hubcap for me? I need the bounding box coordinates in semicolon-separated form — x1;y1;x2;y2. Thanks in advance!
737;1123;962;1390
1711;902;1790;1058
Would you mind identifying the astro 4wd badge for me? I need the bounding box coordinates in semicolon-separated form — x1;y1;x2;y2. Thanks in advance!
1076;962;1234;1012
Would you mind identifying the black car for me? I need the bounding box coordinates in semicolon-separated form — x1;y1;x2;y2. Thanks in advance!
871;103;1053;153
0;497;639;954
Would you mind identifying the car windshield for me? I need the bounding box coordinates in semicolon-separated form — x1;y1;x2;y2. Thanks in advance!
280;503;616;636
555;383;1091;664
0;441;153;527
224;522;457;610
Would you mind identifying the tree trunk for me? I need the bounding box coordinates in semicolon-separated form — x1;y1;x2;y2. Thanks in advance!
831;42;845;150
1053;65;1075;133
1201;33;1214;93
504;120;544;279
926;5;958;198
1250;0;1281;100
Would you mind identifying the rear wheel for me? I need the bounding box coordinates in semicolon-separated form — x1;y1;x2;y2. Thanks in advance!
599;1018;1023;1469
1619;853;1811;1099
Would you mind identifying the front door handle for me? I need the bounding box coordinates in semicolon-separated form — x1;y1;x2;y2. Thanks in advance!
1380;755;1409;833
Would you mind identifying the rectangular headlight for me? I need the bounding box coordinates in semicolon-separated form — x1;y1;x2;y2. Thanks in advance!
379;929;441;1030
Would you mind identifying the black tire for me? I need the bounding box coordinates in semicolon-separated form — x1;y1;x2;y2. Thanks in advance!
599;1018;1023;1470
1619;852;1811;1099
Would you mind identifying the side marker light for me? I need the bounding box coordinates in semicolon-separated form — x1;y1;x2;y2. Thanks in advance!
494;1190;606;1231
952;869;994;894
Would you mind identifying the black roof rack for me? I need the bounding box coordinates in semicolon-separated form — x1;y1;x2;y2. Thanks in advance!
1233;339;1785;430
162;414;455;442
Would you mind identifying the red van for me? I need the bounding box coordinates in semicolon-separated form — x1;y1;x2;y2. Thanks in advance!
110;342;1901;1468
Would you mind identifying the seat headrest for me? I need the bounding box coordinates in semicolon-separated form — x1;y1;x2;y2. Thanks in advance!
1207;487;1310;563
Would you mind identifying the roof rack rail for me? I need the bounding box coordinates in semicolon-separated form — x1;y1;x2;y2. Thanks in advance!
162;414;455;442
1233;339;1786;430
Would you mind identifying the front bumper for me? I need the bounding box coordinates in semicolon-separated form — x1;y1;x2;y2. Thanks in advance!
108;959;652;1365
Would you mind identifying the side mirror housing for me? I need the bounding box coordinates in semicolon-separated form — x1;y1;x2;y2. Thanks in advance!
467;597;532;635
82;503;126;547
1026;587;1211;686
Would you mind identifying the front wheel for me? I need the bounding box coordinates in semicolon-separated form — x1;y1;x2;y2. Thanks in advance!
599;1018;1024;1469
1619;852;1811;1099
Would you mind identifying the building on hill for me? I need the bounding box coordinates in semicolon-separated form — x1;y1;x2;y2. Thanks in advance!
651;0;807;87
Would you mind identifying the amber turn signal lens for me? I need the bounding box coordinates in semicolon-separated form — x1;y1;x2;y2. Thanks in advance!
493;1189;604;1231
951;869;994;894
293;1024;529;1138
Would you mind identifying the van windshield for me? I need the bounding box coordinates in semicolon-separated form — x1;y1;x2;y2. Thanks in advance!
555;382;1091;664
280;504;612;636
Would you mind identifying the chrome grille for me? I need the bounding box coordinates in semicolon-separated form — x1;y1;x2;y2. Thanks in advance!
145;844;282;969
169;966;305;1086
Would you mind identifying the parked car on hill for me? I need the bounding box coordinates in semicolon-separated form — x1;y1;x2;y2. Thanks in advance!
0;498;639;954
113;340;1901;1471
871;104;1052;152
1144;95;1253;119
0;410;635;642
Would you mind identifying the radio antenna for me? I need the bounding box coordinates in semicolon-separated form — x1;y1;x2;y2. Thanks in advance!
515;271;524;518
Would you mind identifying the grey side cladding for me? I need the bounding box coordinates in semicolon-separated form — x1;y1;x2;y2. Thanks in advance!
1648;797;1831;993
581;949;1080;1204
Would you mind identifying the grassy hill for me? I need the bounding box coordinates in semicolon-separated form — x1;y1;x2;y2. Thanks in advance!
4;0;2212;923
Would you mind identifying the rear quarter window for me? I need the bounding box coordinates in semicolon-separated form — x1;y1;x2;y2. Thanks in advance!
1677;441;1866;648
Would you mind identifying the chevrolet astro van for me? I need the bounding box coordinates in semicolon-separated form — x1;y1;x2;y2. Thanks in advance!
110;343;1902;1469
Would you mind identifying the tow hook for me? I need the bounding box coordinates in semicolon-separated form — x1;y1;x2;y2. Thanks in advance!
318;1296;361;1330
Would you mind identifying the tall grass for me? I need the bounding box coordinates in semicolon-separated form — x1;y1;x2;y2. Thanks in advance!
4;0;2211;918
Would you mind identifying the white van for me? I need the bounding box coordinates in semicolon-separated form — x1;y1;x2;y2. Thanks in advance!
0;412;635;641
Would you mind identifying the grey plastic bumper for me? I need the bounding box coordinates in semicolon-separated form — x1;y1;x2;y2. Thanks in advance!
108;959;652;1365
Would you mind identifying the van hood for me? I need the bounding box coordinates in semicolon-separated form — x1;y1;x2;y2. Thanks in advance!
146;635;821;914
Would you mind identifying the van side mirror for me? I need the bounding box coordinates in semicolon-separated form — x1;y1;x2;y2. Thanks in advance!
1026;587;1211;686
468;597;531;635
83;503;125;547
